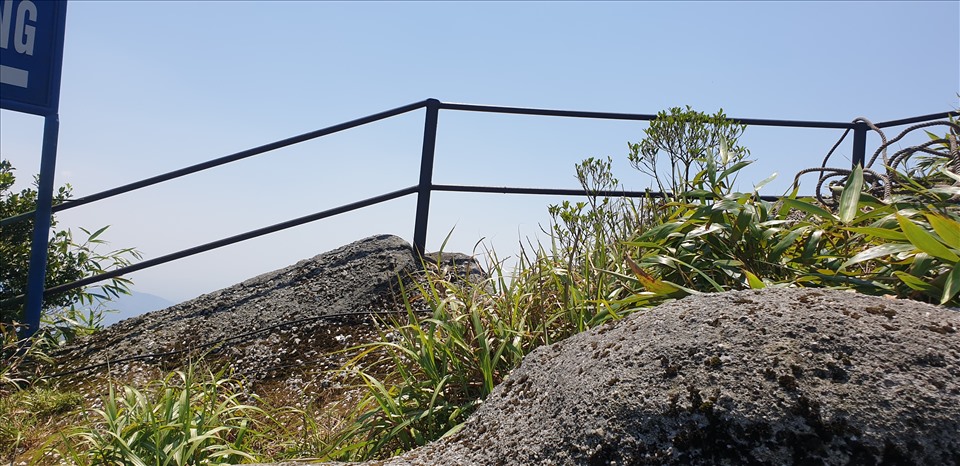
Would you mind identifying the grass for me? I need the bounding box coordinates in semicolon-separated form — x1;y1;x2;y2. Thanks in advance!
56;361;264;466
0;386;83;463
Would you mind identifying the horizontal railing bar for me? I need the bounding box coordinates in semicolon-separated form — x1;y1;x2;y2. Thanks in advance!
0;100;430;228
30;186;420;299
874;111;959;129
439;101;659;121
438;101;857;129
432;184;783;202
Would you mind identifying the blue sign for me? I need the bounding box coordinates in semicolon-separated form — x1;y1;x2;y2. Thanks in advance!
0;0;67;116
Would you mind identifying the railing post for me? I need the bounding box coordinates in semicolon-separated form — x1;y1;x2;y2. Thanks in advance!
852;120;868;168
413;99;440;257
23;115;61;339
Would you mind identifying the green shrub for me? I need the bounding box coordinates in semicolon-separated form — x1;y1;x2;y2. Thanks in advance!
61;363;262;466
1;158;142;338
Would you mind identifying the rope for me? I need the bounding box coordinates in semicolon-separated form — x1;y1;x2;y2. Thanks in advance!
803;116;958;205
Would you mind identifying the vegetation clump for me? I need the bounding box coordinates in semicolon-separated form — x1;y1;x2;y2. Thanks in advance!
320;107;960;461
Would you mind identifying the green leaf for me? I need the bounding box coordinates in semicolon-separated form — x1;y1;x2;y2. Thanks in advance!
779;197;835;220
838;166;863;224
929;185;960;197
940;166;960;184
753;172;778;193
637;222;685;241
943;264;960;305
769;226;809;262
717;161;751;181
87;225;110;242
712;199;742;212
625;255;680;296
841;243;916;269
800;229;824;261
623;241;670;251
925;213;960;250
897;214;960;262
743;270;766;289
681;189;715;199
893;271;935;292
686;223;724;239
843;226;907;241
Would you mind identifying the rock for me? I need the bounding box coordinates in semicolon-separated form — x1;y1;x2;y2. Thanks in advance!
52;234;421;383
262;288;960;465
421;251;486;284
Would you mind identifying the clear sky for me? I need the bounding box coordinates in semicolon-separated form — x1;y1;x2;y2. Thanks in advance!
2;1;958;304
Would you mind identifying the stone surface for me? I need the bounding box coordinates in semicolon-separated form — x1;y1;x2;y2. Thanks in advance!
52;234;421;383
260;288;960;465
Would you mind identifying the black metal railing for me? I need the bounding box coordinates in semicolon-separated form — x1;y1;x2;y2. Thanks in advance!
2;98;957;305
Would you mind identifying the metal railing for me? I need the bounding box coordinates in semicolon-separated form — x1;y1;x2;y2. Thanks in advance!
2;98;957;306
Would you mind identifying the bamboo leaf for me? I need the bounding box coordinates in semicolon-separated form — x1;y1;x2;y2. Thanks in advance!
940;166;960;183
841;243;916;269
779;197;835;220
718;161;751;181
897;214;960;262
843;226;907;241
838;165;863;224
686;223;724;239
625;255;680;295
801;229;824;260
769;226;809;262
943;264;960;305
719;137;730;165
743;270;766;289
925;213;960;250
893;271;936;292
87;225;110;242
753;172;778;193
929;185;960;197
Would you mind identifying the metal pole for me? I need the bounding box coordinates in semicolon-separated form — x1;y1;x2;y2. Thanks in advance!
23;115;61;339
413;99;440;257
852;120;868;168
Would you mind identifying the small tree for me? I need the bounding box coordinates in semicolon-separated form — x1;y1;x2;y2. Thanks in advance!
0;159;140;338
628;106;749;200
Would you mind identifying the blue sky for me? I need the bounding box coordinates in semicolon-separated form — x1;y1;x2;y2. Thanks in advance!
2;1;958;304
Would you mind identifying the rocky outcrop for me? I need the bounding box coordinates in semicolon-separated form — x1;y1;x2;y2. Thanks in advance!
52;234;423;383
263;288;960;465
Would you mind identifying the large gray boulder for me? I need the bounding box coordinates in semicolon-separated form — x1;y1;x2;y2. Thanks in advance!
53;234;421;382
283;288;959;465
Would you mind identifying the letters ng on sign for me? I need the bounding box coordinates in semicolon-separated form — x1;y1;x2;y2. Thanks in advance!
0;0;67;116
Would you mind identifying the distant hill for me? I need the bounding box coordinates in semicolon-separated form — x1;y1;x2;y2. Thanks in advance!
100;291;176;327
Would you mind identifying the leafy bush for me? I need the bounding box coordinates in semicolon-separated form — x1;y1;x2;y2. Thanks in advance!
61;363;262;466
0;159;141;335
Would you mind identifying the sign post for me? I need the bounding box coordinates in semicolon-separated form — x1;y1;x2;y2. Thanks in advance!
1;0;68;338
